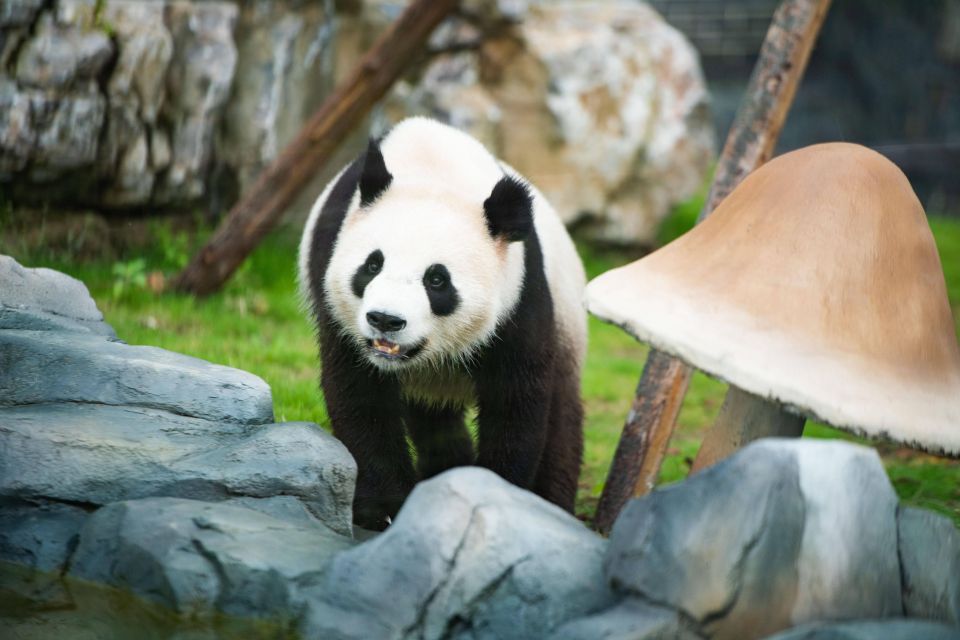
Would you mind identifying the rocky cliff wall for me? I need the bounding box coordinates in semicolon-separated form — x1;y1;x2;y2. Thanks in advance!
0;0;715;244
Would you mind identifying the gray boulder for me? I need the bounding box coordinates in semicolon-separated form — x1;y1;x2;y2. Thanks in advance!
0;254;115;336
0;0;44;27
15;13;114;89
0;405;356;536
0;329;273;424
299;467;612;640
69;497;356;618
898;507;960;625
0;497;89;571
553;600;703;640
607;439;902;640
762;620;960;640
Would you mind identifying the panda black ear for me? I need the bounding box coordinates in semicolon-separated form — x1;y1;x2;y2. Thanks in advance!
359;138;392;207
483;175;533;242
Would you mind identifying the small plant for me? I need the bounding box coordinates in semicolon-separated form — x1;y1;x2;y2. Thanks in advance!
152;223;192;271
111;258;148;299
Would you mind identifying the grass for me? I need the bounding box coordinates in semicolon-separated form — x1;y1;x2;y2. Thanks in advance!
5;206;959;528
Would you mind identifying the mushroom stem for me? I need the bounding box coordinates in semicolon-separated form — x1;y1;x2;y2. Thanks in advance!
691;386;805;473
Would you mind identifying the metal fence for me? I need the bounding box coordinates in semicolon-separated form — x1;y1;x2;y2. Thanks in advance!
646;0;780;57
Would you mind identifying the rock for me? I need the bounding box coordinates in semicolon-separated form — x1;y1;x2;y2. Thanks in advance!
460;0;530;25
0;404;356;535
95;0;173;205
157;1;238;202
607;439;902;640
0;254;115;336
898;507;960;625
554;600;703;640
0;0;45;28
386;1;714;245
28;88;106;171
69;498;356;617
172;422;357;536
102;0;173;125
219;0;334;195
0;80;34;173
0;497;89;571
298;467;612;640
0;330;273;424
762;620;960;640
15;13;114;89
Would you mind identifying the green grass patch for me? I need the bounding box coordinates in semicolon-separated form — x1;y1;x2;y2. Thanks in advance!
9;208;960;528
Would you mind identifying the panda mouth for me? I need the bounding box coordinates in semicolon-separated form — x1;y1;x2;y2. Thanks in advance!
367;337;425;361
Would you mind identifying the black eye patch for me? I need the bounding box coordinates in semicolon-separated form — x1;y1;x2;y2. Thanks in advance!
423;264;459;316
352;250;383;298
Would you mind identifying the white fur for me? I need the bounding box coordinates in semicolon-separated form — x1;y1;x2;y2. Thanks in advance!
299;117;587;390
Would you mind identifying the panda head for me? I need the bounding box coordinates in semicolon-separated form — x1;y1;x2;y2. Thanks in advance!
324;137;533;371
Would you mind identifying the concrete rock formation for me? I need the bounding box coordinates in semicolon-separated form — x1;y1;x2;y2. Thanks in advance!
1;0;712;244
0;256;358;581
1;258;958;639
606;439;903;639
0;0;334;207
384;0;716;244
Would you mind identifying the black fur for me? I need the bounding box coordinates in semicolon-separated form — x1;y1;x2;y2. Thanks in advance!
359;138;392;207
473;228;581;510
422;263;459;316
305;151;582;530
404;401;474;479
483;175;533;241
351;250;384;298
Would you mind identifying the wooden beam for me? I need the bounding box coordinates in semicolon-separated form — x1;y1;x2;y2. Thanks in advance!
173;0;460;296
593;0;832;535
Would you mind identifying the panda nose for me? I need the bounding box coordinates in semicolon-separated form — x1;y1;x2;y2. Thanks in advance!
367;311;406;333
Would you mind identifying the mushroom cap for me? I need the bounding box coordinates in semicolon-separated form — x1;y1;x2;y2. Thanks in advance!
587;143;960;455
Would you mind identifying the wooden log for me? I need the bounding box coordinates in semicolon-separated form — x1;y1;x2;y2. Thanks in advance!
593;0;832;535
172;0;460;296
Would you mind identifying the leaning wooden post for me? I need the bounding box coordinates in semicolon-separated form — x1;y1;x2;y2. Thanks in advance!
593;0;832;535
173;0;460;296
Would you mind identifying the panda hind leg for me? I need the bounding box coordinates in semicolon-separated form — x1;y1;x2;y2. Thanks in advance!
532;359;584;512
405;401;475;480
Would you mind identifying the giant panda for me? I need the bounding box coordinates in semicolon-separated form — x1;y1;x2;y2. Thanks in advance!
298;117;587;530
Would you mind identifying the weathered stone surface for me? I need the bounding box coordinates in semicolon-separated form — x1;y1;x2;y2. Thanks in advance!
0;405;356;535
299;467;612;640
15;13;113;89
157;1;238;202
69;498;356;617
219;0;334;195
0;0;45;27
762;620;960;640
4;0;709;227
0;80;34;172
172;422;357;536
102;0;173;124
898;507;960;625
0;330;273;424
386;1;714;244
0;254;114;336
28;88;106;171
607;439;901;640
554;600;702;640
0;497;89;572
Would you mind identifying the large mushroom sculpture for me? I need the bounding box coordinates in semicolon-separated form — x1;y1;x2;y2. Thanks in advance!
587;143;960;470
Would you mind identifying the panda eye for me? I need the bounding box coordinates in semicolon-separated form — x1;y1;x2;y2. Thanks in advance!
424;264;449;290
364;251;383;274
